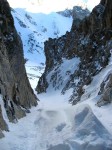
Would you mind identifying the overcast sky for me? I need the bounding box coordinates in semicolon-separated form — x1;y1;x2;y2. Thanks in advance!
8;0;101;13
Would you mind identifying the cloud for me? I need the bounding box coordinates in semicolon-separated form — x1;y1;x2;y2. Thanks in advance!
86;0;100;11
8;0;101;13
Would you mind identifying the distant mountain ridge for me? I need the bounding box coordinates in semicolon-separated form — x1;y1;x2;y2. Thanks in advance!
58;6;90;19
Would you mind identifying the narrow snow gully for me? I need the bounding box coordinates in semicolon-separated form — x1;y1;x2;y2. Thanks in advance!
0;95;112;150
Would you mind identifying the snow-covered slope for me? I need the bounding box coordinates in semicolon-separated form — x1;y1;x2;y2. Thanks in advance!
0;91;112;150
10;8;73;89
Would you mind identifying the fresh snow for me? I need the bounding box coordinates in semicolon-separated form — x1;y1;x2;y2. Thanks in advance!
0;94;112;150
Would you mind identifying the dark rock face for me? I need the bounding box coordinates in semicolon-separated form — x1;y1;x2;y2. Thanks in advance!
36;0;112;105
102;0;112;29
0;0;38;137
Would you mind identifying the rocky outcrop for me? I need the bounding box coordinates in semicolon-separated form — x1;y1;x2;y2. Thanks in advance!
37;0;112;105
0;105;8;138
97;73;112;107
0;0;38;137
58;6;90;20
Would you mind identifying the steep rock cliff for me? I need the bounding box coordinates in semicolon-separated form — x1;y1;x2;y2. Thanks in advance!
0;0;37;137
36;0;112;105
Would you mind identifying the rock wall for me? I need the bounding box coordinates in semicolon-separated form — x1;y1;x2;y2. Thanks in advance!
0;0;38;137
36;0;112;105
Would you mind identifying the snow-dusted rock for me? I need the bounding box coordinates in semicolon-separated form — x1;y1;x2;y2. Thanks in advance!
58;6;90;20
0;0;37;137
